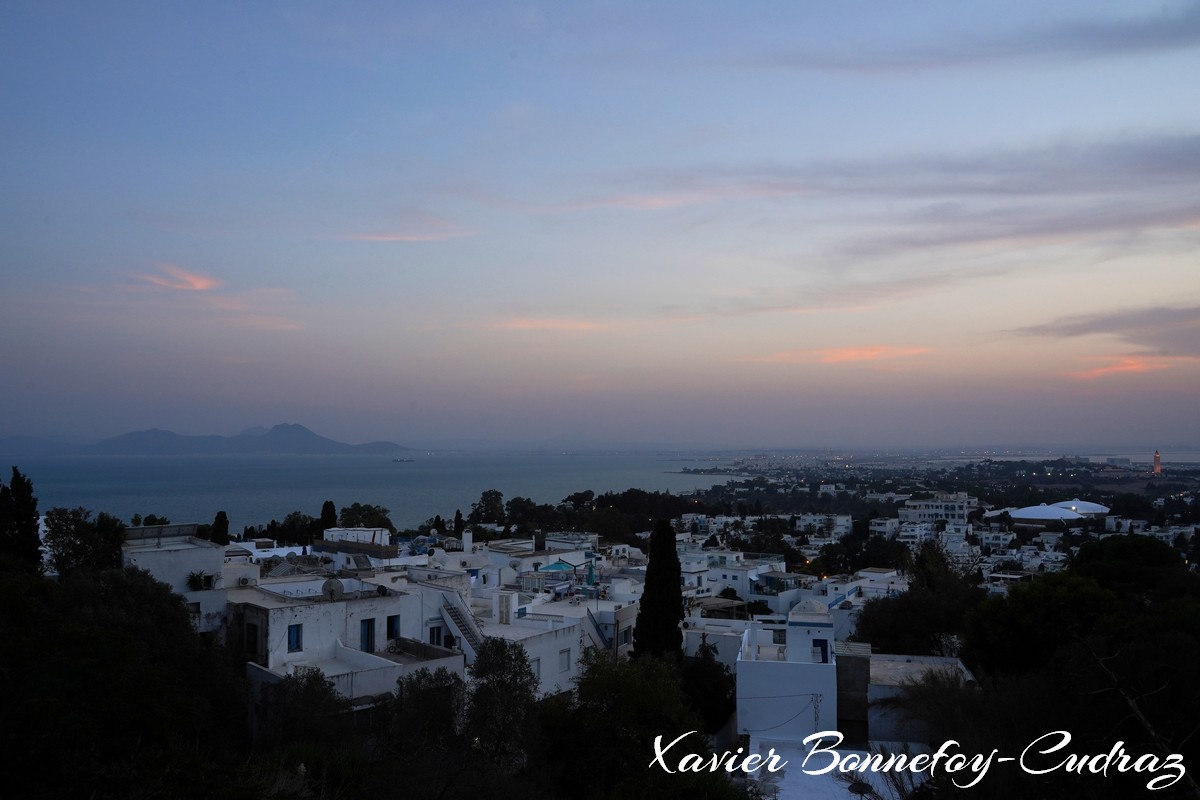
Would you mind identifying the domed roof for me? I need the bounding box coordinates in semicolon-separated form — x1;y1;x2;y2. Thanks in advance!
1050;498;1110;515
1011;504;1084;522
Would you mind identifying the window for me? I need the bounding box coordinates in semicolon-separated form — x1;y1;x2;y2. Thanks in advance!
287;624;303;652
559;647;571;673
386;614;401;640
360;618;376;653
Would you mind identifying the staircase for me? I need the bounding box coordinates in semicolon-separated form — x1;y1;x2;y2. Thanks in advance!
441;595;485;657
586;607;611;650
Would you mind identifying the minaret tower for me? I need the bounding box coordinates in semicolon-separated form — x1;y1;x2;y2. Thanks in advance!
1153;450;1162;476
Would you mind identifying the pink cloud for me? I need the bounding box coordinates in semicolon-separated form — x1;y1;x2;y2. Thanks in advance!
133;262;221;291
1066;355;1198;380
751;345;931;364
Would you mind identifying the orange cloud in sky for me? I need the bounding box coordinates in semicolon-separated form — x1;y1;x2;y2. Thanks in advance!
1066;355;1196;380
751;345;930;364
818;346;931;363
134;262;220;291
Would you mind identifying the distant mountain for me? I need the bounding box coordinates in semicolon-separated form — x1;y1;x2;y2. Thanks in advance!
238;426;271;437
88;424;410;456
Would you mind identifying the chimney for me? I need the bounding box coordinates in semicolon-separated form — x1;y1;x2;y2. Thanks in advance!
463;528;474;553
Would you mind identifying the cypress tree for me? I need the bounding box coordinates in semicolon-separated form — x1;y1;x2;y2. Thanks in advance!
0;467;41;573
632;518;684;660
211;511;230;545
319;500;337;532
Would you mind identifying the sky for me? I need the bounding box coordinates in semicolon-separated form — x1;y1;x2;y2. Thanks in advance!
2;1;1198;450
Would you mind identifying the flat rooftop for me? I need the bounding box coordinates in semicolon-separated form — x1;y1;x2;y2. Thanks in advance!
870;654;973;687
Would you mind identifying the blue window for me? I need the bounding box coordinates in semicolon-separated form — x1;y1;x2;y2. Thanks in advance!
287;623;303;652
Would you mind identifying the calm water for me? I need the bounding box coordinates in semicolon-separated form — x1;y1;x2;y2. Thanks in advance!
11;452;734;533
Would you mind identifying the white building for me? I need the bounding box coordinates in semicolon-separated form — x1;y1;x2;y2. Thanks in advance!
869;517;900;538
899;492;979;524
122;524;228;634
736;601;839;744
231;574;463;701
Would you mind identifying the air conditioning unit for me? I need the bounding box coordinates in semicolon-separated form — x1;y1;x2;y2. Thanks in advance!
239;577;250;586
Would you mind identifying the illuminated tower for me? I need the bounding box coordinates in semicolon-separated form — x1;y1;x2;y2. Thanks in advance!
1153;450;1162;476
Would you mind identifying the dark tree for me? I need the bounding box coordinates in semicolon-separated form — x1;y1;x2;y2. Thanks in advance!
0;466;41;573
319;499;337;532
43;507;125;575
680;639;736;732
453;508;465;535
277;510;318;544
632;519;684;660
542;649;746;799
504;496;539;530
466;637;537;768
392;666;466;752
468;489;505;525
338;502;395;532
210;510;230;545
142;513;171;526
1;566;245;799
255;669;351;748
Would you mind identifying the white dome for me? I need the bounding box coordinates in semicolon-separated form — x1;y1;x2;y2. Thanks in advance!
1050;498;1109;515
1011;504;1084;522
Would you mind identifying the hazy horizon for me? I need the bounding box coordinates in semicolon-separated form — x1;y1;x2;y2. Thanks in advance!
3;2;1198;450
4;421;1196;460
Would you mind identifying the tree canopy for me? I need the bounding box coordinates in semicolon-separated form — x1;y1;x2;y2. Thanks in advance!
0;466;40;573
469;488;506;525
43;507;125;575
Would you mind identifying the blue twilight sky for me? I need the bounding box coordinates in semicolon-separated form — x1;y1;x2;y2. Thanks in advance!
2;1;1198;449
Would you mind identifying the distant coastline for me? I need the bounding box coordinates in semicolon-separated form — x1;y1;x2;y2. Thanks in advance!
0;423;409;458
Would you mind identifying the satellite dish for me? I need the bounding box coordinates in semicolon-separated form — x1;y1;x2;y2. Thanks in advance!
509;560;521;571
321;578;345;600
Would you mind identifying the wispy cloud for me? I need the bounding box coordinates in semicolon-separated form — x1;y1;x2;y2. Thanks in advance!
533;179;810;214
751;5;1200;73
131;262;221;291
1066;355;1194;380
1019;305;1200;379
659;268;1008;321
627;133;1200;320
1017;306;1200;357
748;345;930;365
120;263;301;333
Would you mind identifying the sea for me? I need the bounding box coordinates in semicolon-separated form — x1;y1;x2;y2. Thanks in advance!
9;451;738;533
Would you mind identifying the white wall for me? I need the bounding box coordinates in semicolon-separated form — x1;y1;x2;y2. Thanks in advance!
263;590;423;671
